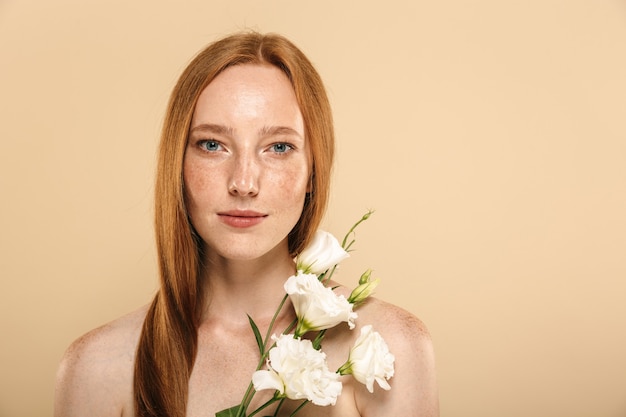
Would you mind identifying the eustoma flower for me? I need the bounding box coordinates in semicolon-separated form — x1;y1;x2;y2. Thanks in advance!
216;213;393;417
338;325;395;393
252;334;342;406
296;230;349;274
285;272;357;337
348;269;380;306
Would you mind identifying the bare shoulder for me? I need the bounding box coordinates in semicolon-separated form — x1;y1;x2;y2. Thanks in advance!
54;305;149;417
332;282;431;344
353;297;439;417
357;297;432;345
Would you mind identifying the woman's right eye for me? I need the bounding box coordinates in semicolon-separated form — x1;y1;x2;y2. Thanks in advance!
199;140;221;152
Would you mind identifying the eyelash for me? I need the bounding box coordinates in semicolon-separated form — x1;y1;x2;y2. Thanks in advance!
197;139;222;152
196;140;294;155
269;142;294;154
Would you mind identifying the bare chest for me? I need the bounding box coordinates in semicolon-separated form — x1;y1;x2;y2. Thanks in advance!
186;329;361;417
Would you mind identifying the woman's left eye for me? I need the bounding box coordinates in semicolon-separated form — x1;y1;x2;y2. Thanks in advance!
199;140;222;152
270;143;292;154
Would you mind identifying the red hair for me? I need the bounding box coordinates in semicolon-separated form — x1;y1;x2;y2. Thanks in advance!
134;32;335;417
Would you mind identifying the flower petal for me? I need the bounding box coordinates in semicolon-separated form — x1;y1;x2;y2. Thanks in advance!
346;325;395;392
252;369;284;394
261;334;343;406
296;230;349;274
285;272;357;335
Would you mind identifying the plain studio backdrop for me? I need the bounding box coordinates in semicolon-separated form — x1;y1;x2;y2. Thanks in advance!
1;1;625;416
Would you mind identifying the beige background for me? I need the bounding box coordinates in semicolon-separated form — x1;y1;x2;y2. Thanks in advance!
1;1;625;416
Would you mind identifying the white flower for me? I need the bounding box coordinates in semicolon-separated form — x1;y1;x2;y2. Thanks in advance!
296;230;350;275
252;334;342;406
339;325;395;393
285;272;357;336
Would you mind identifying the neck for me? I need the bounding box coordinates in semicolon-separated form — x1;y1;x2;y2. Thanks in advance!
200;246;297;326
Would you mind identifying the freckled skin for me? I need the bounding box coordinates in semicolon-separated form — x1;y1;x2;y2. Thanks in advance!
54;64;439;417
184;64;311;264
54;295;439;417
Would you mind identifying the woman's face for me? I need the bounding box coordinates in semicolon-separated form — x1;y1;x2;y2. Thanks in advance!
184;64;310;263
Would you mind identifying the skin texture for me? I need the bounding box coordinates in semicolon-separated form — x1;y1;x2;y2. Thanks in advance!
184;64;311;265
54;64;439;417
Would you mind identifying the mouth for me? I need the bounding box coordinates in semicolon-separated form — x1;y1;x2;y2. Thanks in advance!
218;210;267;228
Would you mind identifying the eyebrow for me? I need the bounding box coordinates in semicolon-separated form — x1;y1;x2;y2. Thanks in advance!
259;125;304;139
189;123;235;136
189;123;304;140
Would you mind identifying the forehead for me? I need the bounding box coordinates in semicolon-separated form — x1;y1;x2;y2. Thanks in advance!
191;64;302;126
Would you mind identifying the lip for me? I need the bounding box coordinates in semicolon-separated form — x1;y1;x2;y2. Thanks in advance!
218;210;267;228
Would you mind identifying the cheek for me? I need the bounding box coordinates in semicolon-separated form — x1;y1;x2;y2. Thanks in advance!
267;164;310;204
183;158;215;209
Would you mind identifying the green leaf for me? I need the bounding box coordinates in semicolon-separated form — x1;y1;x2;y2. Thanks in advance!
215;404;241;417
248;314;265;355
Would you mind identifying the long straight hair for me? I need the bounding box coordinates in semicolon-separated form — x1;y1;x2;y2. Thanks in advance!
134;32;335;417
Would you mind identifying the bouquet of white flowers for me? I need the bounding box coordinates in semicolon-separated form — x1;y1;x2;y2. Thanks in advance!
216;212;395;417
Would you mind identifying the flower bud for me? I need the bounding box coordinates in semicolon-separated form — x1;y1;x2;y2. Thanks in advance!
348;275;379;306
358;269;373;285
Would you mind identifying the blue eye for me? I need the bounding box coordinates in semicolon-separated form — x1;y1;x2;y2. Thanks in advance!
200;140;221;152
271;143;291;153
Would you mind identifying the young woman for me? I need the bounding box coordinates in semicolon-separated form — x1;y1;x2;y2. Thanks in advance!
54;32;438;417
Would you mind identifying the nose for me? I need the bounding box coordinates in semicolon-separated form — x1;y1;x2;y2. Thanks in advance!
228;153;259;197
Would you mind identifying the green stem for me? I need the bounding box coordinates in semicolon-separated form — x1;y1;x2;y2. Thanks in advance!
237;293;291;417
289;400;310;417
284;317;297;335
337;360;352;375
248;396;280;417
271;398;286;417
312;329;327;350
264;294;289;348
323;265;337;283
341;210;373;249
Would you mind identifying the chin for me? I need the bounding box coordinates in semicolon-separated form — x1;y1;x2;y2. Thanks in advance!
209;236;290;263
